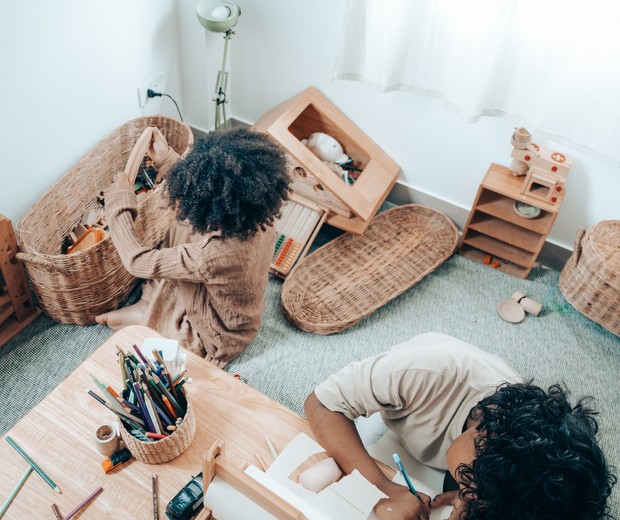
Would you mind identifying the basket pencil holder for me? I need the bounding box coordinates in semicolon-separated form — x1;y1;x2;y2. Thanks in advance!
16;115;193;324
119;389;196;464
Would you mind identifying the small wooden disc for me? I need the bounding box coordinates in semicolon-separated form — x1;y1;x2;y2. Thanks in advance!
498;299;525;323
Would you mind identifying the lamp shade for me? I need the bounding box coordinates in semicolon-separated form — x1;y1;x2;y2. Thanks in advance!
196;0;240;33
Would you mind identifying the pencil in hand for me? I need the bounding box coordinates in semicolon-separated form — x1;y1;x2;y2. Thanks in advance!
393;452;420;499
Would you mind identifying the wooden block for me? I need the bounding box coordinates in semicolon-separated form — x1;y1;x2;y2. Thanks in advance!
254;87;400;235
521;167;566;206
482;164;565;214
511;144;571;178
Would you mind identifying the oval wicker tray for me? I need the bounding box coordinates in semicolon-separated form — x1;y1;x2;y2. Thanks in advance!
281;204;458;334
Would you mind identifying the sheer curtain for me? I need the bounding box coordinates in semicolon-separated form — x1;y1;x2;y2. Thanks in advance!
334;0;620;166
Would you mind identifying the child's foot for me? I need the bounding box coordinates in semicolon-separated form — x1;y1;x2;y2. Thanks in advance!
95;299;148;331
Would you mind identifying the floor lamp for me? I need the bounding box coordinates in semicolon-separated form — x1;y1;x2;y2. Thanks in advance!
196;0;241;130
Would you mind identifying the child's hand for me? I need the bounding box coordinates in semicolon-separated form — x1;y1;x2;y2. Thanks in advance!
148;128;171;165
431;490;467;519
375;486;431;520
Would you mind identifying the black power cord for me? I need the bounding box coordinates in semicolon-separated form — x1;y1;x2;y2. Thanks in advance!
147;89;184;122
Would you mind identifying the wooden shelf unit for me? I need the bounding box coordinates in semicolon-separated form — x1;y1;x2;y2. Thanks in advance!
0;214;40;347
459;163;563;279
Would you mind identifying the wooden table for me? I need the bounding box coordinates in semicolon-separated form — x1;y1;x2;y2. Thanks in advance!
0;325;313;519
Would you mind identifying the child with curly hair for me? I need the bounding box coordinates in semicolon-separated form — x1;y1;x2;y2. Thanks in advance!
96;126;290;367
305;332;617;520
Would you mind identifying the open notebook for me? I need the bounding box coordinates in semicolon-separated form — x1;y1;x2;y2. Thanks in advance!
203;432;452;519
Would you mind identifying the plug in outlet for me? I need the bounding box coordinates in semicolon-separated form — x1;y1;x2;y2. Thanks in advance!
137;73;165;108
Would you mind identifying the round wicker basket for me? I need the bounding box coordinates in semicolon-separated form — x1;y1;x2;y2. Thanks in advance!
16;116;193;324
281;204;458;334
119;391;196;464
559;220;620;336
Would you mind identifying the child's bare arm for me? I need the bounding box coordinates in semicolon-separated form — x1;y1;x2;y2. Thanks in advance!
304;392;430;520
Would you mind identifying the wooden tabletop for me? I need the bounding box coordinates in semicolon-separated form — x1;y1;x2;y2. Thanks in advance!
0;325;313;520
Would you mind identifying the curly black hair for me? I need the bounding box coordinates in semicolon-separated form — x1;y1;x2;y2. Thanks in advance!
458;383;617;520
165;127;290;240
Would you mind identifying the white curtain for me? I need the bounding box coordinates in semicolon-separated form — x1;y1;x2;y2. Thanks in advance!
334;0;620;167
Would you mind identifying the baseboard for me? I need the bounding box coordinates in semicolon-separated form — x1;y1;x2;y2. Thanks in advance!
189;124;571;271
387;181;571;271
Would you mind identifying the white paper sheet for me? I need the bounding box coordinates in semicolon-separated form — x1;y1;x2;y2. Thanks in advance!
203;432;452;520
266;433;387;519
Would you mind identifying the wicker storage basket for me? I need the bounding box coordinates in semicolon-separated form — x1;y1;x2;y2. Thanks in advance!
119;389;196;464
16;116;193;324
281;204;458;334
559;221;620;336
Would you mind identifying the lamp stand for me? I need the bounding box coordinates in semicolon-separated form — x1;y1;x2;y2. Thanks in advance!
213;29;234;130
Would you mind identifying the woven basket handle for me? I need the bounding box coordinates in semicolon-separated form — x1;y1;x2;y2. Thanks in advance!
16;252;70;274
572;228;586;266
124;127;155;183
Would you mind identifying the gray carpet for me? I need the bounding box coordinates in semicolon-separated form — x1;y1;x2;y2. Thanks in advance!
2;237;619;513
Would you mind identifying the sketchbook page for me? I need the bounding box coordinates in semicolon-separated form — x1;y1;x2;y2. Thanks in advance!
265;433;387;519
367;430;452;520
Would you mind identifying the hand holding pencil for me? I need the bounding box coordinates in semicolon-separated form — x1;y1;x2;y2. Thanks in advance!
373;453;431;520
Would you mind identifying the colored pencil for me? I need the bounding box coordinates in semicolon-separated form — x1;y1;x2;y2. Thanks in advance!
266;437;278;461
152;374;183;416
133;381;156;433
63;486;103;520
90;374;125;413
393;453;421;500
255;453;268;472
85;388;146;427
0;466;32;517
162;395;178;420
51;503;63;520
5;437;60;493
152;474;159;520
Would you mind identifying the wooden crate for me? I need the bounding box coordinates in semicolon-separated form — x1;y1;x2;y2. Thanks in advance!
0;215;40;347
254;86;400;236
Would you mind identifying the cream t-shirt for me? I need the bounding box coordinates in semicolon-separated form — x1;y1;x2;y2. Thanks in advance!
314;332;522;470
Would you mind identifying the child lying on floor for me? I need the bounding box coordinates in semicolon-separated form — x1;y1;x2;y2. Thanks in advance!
305;332;616;520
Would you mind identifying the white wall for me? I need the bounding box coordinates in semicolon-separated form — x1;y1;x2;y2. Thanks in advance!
1;0;617;250
180;0;618;250
0;0;183;224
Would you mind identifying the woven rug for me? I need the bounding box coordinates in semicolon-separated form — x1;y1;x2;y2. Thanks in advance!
2;235;619;513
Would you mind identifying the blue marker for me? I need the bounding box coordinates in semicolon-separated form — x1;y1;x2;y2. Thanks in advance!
393;453;420;499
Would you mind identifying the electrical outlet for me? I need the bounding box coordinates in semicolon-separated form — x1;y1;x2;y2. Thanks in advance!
137;73;165;108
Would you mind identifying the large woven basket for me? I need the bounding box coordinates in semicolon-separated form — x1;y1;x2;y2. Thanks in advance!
16;116;193;324
559;221;620;336
281;204;459;334
119;389;196;464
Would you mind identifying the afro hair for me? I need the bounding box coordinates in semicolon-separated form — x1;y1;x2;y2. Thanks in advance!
165;127;291;240
458;383;617;520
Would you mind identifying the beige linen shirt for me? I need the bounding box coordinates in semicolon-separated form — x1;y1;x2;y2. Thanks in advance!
105;173;275;368
314;332;522;469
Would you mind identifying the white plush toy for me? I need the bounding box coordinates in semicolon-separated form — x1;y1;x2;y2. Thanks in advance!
302;132;349;164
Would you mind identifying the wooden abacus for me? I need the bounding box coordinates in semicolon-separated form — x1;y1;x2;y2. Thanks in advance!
270;194;326;278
